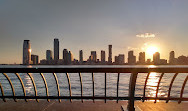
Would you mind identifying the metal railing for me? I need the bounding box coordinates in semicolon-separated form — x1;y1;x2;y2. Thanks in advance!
0;67;188;111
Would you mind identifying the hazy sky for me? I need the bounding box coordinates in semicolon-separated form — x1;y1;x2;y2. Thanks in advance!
1;0;188;64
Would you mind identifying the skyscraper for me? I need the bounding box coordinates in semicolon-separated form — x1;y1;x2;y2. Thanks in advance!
63;49;69;64
31;55;39;65
68;51;73;64
23;40;31;65
101;50;105;62
108;45;112;63
46;50;53;60
153;52;160;64
118;54;125;65
114;56;119;64
169;51;175;64
54;38;59;61
138;52;145;64
91;51;97;62
128;51;136;64
79;50;83;63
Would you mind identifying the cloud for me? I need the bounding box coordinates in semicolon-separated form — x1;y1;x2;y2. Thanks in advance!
136;33;155;38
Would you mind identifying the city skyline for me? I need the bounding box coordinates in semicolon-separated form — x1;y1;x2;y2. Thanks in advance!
1;1;188;64
2;37;188;64
20;38;188;65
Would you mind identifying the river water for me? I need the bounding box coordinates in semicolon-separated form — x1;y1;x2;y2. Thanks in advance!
0;65;187;100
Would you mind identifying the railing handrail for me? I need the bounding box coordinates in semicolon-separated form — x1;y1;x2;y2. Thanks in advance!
0;66;187;111
2;67;188;73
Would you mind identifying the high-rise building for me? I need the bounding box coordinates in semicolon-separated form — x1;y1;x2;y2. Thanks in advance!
54;38;59;61
46;50;53;60
108;45;112;63
79;50;83;63
68;51;73;64
128;51;133;57
153;52;160;64
91;51;97;62
118;54;125;65
128;51;136;64
23;40;31;65
31;55;39;65
101;50;105;62
114;56;119;64
138;52;145;64
63;49;69;64
169;51;175;64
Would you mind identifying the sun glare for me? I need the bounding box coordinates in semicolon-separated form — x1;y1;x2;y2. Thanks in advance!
146;46;158;56
29;49;32;53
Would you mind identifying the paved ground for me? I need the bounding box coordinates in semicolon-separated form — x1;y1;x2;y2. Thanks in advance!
0;100;187;111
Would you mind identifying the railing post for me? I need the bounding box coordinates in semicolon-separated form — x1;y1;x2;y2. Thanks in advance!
127;72;138;111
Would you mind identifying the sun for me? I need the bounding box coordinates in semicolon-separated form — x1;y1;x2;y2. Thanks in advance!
146;46;158;56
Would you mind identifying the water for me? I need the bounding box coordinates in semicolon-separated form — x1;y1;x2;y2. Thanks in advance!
0;65;187;100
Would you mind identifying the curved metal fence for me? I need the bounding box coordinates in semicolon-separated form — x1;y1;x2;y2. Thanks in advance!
0;67;188;110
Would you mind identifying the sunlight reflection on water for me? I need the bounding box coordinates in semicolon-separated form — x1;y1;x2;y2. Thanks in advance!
147;72;159;97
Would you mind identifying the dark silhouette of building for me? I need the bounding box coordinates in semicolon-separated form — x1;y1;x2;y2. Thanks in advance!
88;56;92;63
24;39;188;65
54;38;59;62
91;51;97;62
160;59;167;65
101;50;105;63
118;54;125;64
153;52;160;65
68;51;73;64
146;59;152;64
177;55;188;65
23;40;31;65
63;49;73;65
31;55;38;65
115;56;119;64
114;54;125;65
108;45;112;64
138;52;145;64
46;50;53;60
40;59;47;64
63;49;69;64
128;51;136;64
169;51;177;64
79;50;83;63
73;59;79;65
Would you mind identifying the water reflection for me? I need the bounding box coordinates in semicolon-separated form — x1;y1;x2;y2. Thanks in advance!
22;73;33;95
147;72;158;97
146;72;166;98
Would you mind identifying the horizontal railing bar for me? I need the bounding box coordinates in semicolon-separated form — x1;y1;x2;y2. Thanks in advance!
0;96;188;101
143;97;188;101
0;96;130;100
2;67;188;73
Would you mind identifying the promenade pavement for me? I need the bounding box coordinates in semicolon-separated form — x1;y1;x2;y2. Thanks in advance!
0;100;187;111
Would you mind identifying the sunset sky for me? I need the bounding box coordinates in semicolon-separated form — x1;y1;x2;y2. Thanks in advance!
1;0;188;64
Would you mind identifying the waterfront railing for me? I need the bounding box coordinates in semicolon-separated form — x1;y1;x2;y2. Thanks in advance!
0;67;188;111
